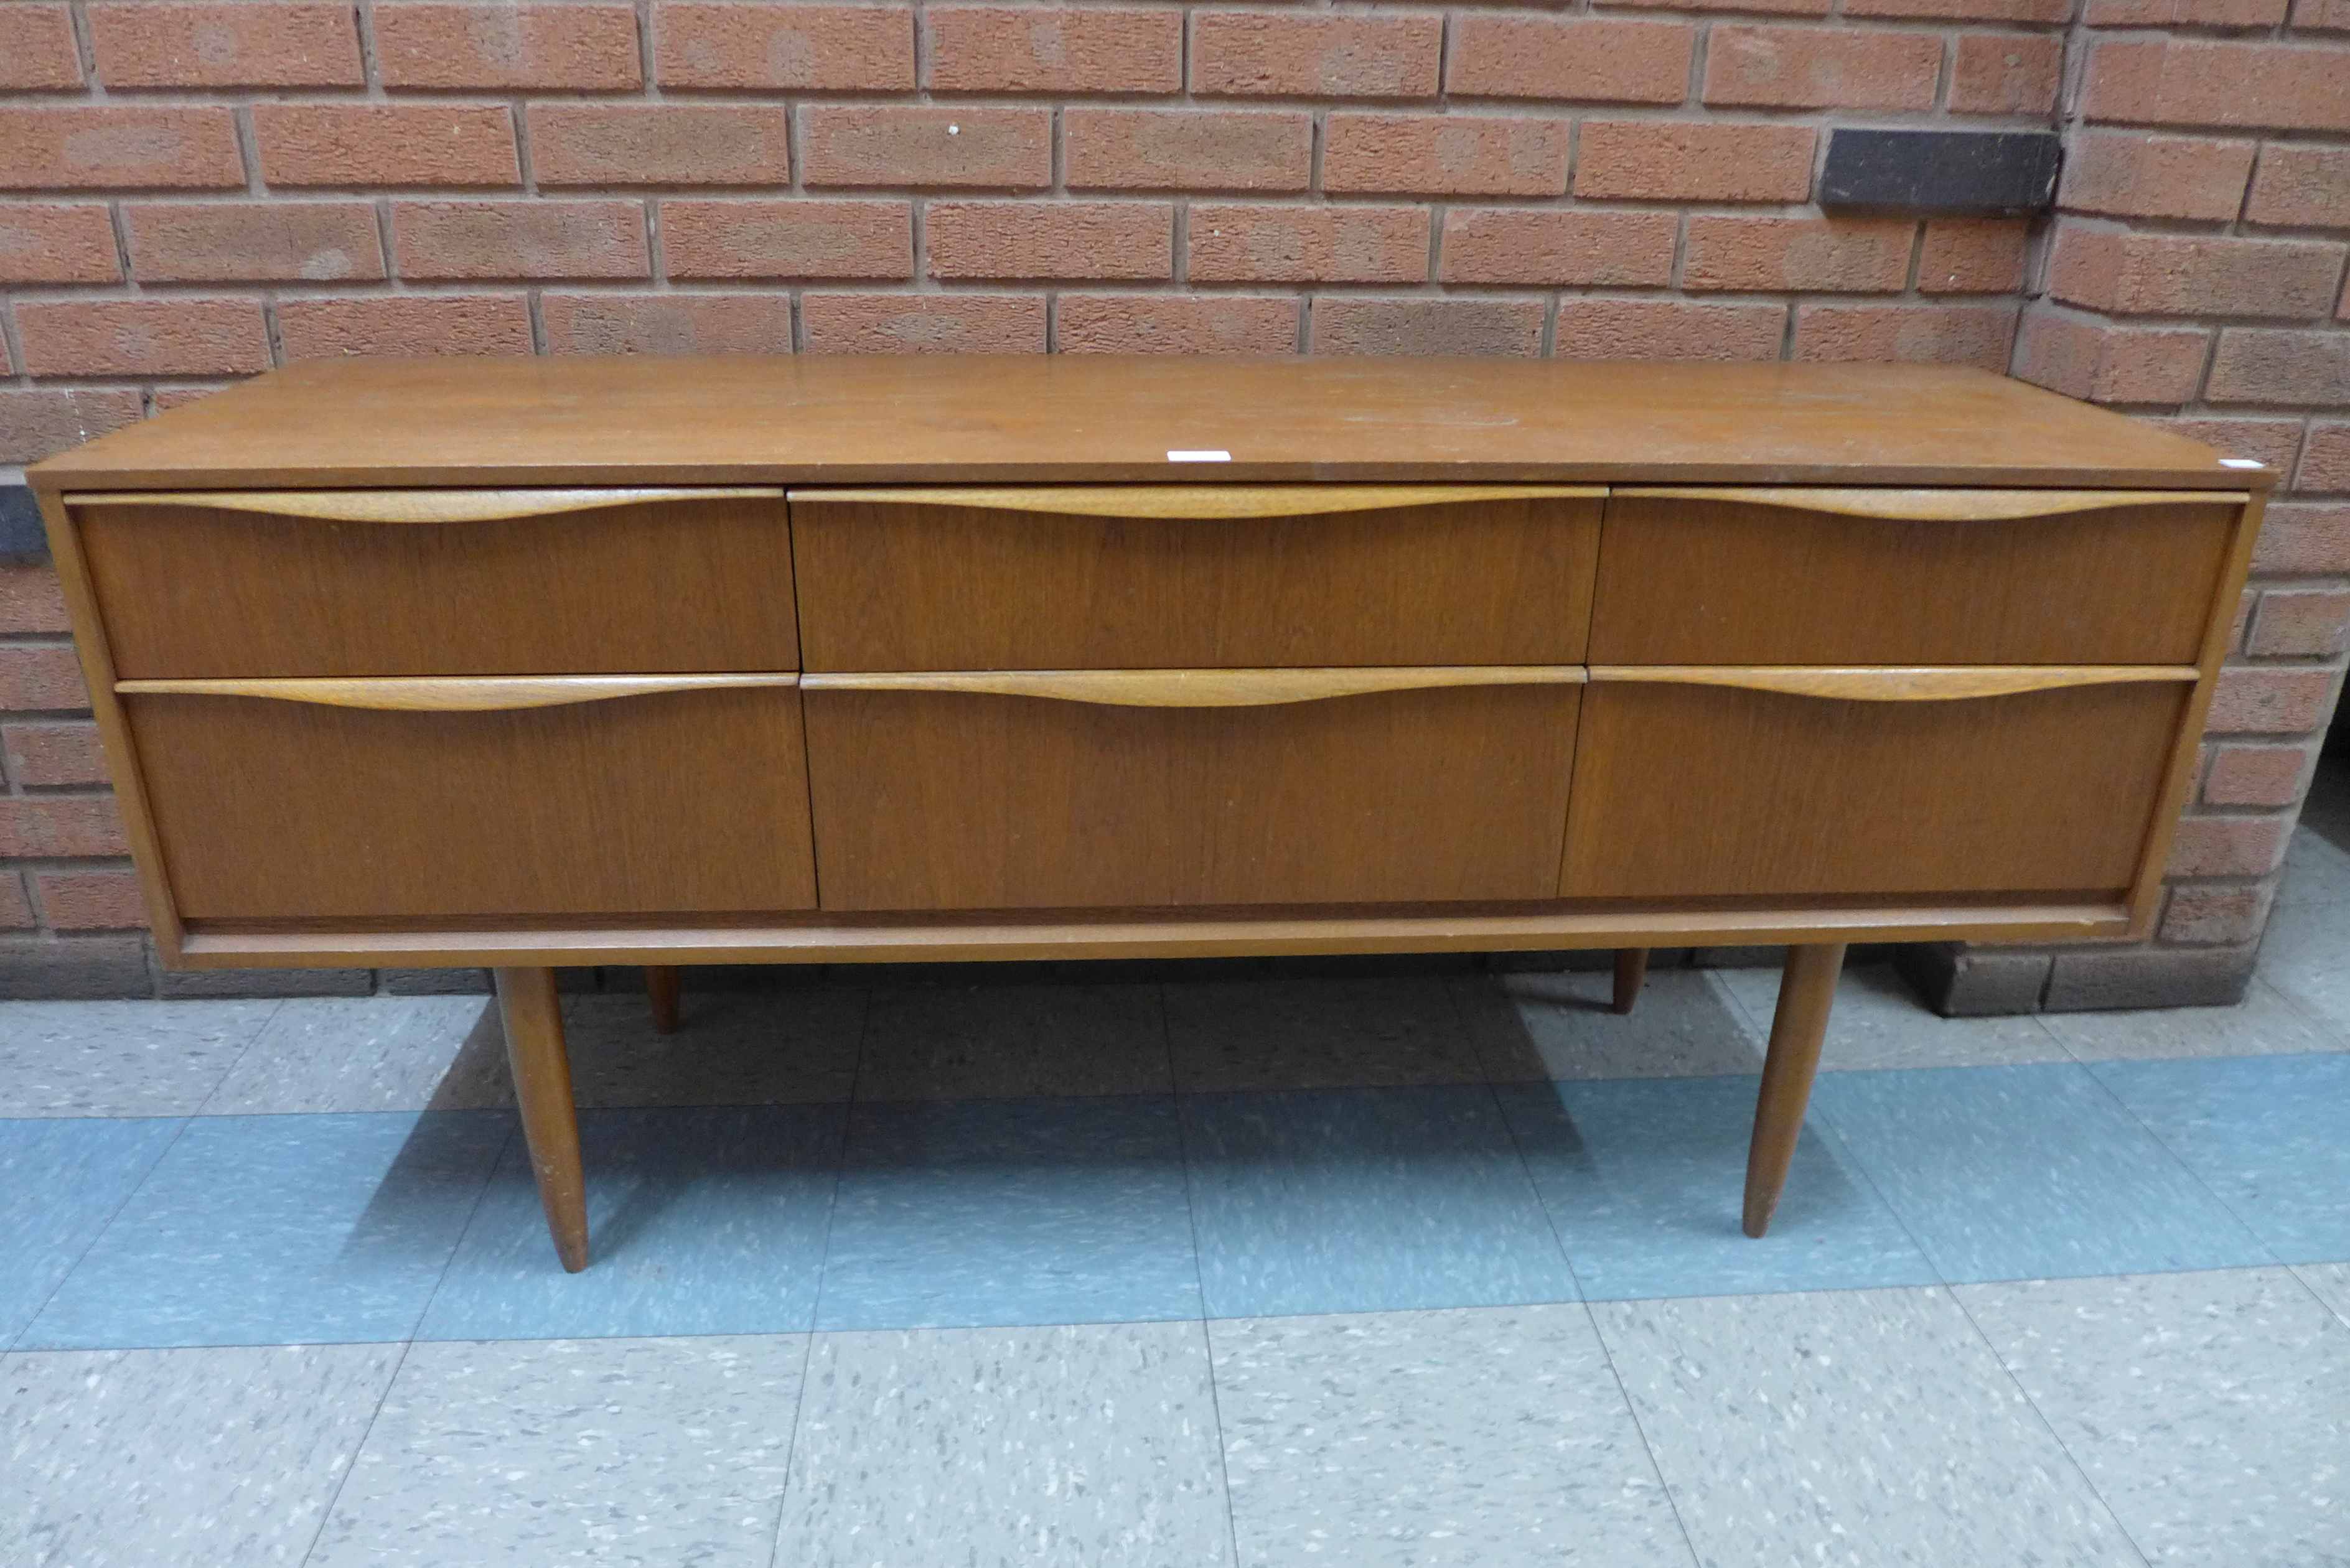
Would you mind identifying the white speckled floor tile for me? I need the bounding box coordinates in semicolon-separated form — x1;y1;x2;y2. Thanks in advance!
2042;976;2346;1062
199;997;502;1114
1716;963;2073;1070
1464;968;1764;1081
0;999;281;1116
775;1320;1233;1567
307;1334;805;1568
2294;1262;2350;1326
1592;1287;2144;1568
856;982;1168;1100
1210;1305;1695;1567
566;988;867;1107
1957;1267;2350;1568
2252;897;2350;1038
1166;976;1483;1092
0;1342;400;1568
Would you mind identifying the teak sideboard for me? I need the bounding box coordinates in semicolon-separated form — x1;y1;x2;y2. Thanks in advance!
30;357;2268;1272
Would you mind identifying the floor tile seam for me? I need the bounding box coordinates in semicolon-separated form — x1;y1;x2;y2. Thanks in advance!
12;1114;197;1355
2250;968;2350;1049
2286;1262;2350;1332
1189;1317;1248;1568
294;1336;416;1568
1169;1030;1233;1332
759;1325;825;1568
1701;964;1771;1048
404;1114;522;1350
1482;1076;1591;1305
1787;1085;1956;1289
1568;1296;1709;1567
185;996;292;1118
833;982;879;1106
2067;1054;2290;1268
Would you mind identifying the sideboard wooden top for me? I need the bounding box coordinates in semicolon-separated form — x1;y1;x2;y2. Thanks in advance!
30;357;2256;492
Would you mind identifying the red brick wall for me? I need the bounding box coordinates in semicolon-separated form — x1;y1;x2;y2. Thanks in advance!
0;0;2344;1002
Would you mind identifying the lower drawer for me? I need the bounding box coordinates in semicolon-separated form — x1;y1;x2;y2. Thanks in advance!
803;678;1581;911
1561;678;2189;900
128;685;817;921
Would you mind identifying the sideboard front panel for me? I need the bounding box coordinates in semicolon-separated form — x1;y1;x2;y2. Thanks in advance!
804;684;1580;910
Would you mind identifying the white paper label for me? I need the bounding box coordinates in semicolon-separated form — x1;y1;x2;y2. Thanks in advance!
1166;450;1232;462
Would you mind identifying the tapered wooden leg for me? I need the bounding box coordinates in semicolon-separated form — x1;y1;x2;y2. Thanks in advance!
645;964;681;1034
1741;942;1847;1239
1611;948;1650;1014
494;966;589;1272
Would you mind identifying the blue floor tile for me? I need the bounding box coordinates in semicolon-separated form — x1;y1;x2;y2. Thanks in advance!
416;1105;846;1341
1496;1078;1939;1301
1813;1065;2274;1284
0;1118;185;1348
21;1112;508;1350
816;1096;1199;1331
1184;1086;1577;1319
2087;1053;2350;1265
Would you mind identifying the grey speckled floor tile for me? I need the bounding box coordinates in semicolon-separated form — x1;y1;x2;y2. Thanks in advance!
2253;897;2350;1039
1958;1267;2350;1568
1166;976;1483;1093
0;999;281;1116
2273;820;2350;907
1211;1305;1695;1567
1464;968;1763;1081
308;1335;805;1568
856;982;1167;1101
1716;963;2072;1070
775;1320;1233;1567
566;988;867;1108
1593;1287;2143;1568
2295;1262;2350;1327
2042;976;2346;1062
0;1342;400;1568
199;997;501;1114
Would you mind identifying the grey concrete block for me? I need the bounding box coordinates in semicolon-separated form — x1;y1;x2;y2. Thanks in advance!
0;936;154;999
154;965;375;999
1894;943;2054;1017
379;967;493;996
2044;945;2260;1012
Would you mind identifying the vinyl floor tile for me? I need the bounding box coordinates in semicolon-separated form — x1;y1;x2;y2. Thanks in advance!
417;1106;844;1342
308;1335;807;1568
1497;1078;1938;1301
1717;963;2072;1070
2295;1261;2350;1326
2088;1052;2350;1264
1957;1267;2350;1568
1183;1086;1578;1318
855;982;1168;1101
774;1320;1233;1567
199;997;503;1114
566;988;867;1108
21;1111;507;1350
2041;976;2346;1062
2249;898;2350;1040
1813;1064;2272;1283
1166;977;1484;1093
0;999;280;1116
2273;820;2350;907
0;1342;401;1568
1593;1287;2143;1568
0;1118;184;1348
1211;1305;1695;1567
1466;968;1763;1081
819;1095;1198;1332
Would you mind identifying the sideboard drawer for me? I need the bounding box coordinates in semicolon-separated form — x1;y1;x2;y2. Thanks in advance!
1589;489;2237;665
124;682;817;920
802;672;1581;910
1561;676;2189;900
790;487;1601;671
76;489;798;678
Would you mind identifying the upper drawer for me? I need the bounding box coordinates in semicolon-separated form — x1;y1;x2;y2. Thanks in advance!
789;486;1603;671
1588;488;2241;666
73;488;798;678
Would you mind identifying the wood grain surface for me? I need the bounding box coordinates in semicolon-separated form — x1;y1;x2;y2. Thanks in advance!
1585;665;2198;699
800;666;1583;705
790;485;1601;517
70;487;782;522
116;673;803;710
1621;487;2246;520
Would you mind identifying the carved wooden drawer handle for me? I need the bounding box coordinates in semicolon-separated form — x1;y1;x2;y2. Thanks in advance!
1586;666;2200;700
115;674;802;711
788;485;1601;519
800;666;1587;706
1617;487;2245;521
71;488;784;523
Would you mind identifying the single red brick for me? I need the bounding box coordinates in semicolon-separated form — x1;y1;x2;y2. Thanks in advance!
0;875;29;931
927;202;1171;281
528;105;791;187
1063;110;1311;193
1685;217;1913;292
1601;0;1828;16
1056;295;1299;354
2158;883;2273;946
0;568;71;637
1705;26;1940;110
0;206;121;285
279;295;534;358
1322;114;1568;197
798;106;1050;189
0;646;85;711
2207;330;2350;404
2204;741;2317;805
2298;422;2350;490
1191;12;1442;99
0;106;245;190
1438;208;1676;286
0;390;143;465
661;199;912;278
1949;33;2062;115
1;722;103;787
16;299;271;377
1555;298;1786;360
2083;40;2350;134
1917;220;2028;294
88;2;361;86
1574;121;1816;202
2248;587;2350;655
0;5;82;88
2015;307;2210;403
35;872;149;931
2060;133;2256;222
542;294;795;355
373;2;642;90
2164;813;2291;876
801;292;1045;353
2250;502;2350;572
2153;416;2303;474
150;385;230;414
654;2;914;90
253;104;521;188
1312;297;1545;358
2051;227;2344;319
924;6;1180;92
2247;146;2350;230
0;796;128;859
1842;0;2069;17
1446;16;1694;103
2088;0;2287;22
1187;204;1428;283
2296;0;2350;26
392;200;649;280
124;202;386;284
1794;304;2020;371
2207;665;2340;732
